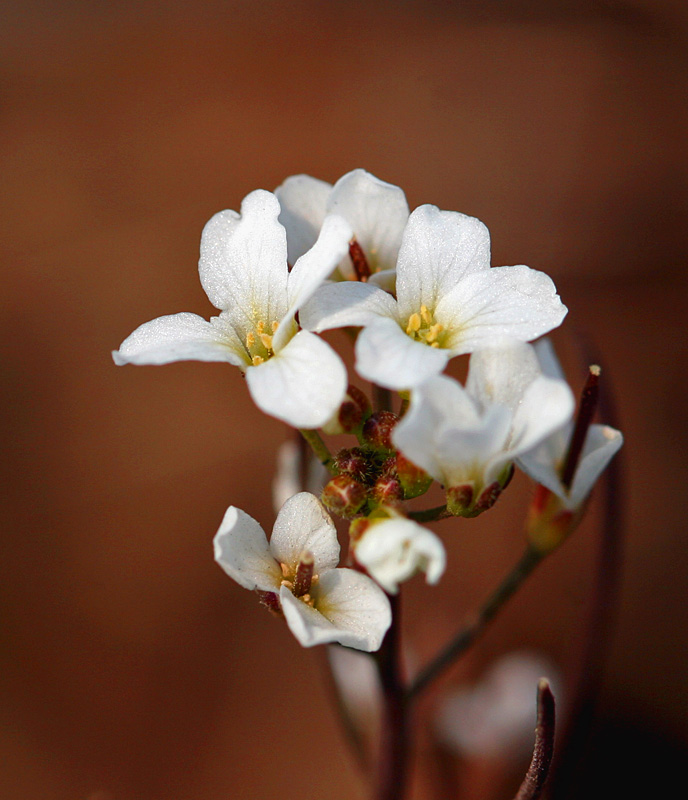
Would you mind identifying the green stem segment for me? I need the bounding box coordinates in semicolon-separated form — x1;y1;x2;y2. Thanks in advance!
298;428;336;474
408;505;451;523
406;546;544;701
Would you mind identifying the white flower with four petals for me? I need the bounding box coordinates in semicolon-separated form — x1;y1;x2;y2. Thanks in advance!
301;204;568;390
213;492;392;651
113;190;352;428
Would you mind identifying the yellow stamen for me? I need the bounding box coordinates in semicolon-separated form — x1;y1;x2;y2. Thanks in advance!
256;321;265;334
271;320;279;333
406;313;421;334
420;304;432;326
252;355;264;366
246;331;255;348
259;333;273;350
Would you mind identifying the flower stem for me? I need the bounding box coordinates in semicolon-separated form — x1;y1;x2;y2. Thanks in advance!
406;546;544;701
375;594;410;800
298;428;336;474
514;679;556;800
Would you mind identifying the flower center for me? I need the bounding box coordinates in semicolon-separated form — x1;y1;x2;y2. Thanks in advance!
245;320;280;366
405;305;445;348
279;554;319;607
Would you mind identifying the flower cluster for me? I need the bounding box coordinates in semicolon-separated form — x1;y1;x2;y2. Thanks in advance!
114;169;623;652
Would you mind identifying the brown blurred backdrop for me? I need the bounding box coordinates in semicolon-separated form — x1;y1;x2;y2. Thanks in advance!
1;1;687;798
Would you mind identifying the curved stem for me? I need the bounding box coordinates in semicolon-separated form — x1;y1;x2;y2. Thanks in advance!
514;679;556;800
298;428;336;474
406;546;544;702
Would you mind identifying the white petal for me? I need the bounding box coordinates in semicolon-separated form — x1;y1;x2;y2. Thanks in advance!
395;205;491;318
213;506;282;592
112;312;247;367
245;330;347;428
327;169;409;274
435;266;568;355
393;375;481;483
466;342;543;413
394;375;512;488
569;425;623;507
517;424;623;510
198;190;289;329
299;281;398;333
355;318;450;390
354;518;446;594
507;376;575;459
274;214;352;352
533;337;566;381
281;570;392;651
436;405;513;488
515;425;571;499
269;492;339;576
275;174;331;264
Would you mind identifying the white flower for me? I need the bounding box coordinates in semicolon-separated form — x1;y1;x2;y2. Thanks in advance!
275;168;409;289
392;341;575;514
113;190;352;429
435;651;562;760
213;492;392;651
353;516;446;594
301;204;567;390
517;340;623;510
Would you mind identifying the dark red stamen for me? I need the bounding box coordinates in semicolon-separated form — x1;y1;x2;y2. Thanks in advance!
349;239;371;282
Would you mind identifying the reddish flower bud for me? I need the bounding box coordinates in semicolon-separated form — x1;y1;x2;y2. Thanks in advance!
322;384;371;435
396;452;433;499
372;475;404;506
445;483;475;517
333;447;371;482
321;474;368;519
362;410;399;451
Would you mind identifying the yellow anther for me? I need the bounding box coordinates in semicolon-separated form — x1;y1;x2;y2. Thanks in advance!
246;331;255;348
256;321;265;334
271;320;279;333
406;313;421;334
426;323;444;343
430;342;440;348
280;563;290;578
420;305;432;325
259;333;273;350
252;355;264;366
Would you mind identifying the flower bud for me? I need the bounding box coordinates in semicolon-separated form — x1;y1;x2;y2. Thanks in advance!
362;410;399;452
333;447;371;483
321;474;368;519
445;483;474;517
371;474;404;507
321;384;371;435
526;484;576;554
396;452;433;499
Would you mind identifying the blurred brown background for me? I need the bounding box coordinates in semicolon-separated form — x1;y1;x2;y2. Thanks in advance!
1;1;687;798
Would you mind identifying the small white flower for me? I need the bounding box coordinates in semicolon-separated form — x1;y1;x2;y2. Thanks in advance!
435;651;562;760
113;190;352;429
213;492;391;652
354;516;446;594
392;341;575;514
275;168;409;289
301;204;567;390
517;340;624;510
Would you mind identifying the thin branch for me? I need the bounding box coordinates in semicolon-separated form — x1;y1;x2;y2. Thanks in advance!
406;547;544;702
374;594;411;800
298;428;336;474
514;679;556;800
